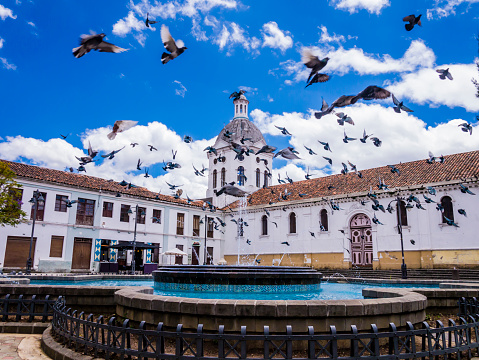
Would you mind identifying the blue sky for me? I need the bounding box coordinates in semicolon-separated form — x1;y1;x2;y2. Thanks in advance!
0;0;478;198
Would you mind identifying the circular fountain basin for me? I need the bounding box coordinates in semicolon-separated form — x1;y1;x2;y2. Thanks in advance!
153;265;322;293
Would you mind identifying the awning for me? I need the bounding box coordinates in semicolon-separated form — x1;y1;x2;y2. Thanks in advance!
109;241;160;250
161;248;188;256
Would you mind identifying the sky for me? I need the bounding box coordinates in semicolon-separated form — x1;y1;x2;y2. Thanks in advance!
0;0;478;199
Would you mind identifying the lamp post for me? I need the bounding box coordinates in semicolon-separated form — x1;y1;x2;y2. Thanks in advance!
387;196;407;279
128;205;143;275
27;190;44;274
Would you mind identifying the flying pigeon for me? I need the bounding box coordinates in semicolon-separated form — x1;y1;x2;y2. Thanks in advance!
145;13;158;28
281;241;290;246
305;73;330;88
304;146;317;155
107;120;137;140
336;112;354;126
62;199;78;208
388;165;400;175
166;182;183;190
204;146;218;156
275;125;292;136
403;14;422;31
423;194;435;203
256;145;277;155
60;134;70;139
426;151;437;164
101;146;125;160
436;68;453;80
351;85;391;103
183;135;193;143
370;137;382;147
360;129;372;143
130;142;139;147
148;145;157;151
161;25;187;64
274;147;301;160
246;239;251;245
301;49;329;84
458;209;467;217
372;213;384;225
314;98;334;119
459;184;475;195
426;186;436;195
443;216;459;227
72;33;128;58
343;130;356;143
136;159;142;171
458;122;473;135
392;94;413;113
341;162;349;175
229;89;247;101
144;168;150;178
323;156;333;165
318;140;332;152
410;239;416;245
216;184;248;197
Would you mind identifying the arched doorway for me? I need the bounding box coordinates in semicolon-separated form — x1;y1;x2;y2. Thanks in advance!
350;214;373;268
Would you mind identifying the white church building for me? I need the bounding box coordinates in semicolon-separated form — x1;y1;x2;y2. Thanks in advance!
1;94;478;272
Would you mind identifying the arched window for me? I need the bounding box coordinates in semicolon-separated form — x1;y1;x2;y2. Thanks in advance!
237;166;245;186
255;168;261;187
289;212;296;234
261;215;268;236
221;168;226;186
212;169;217;188
320;209;328;231
264;170;268;187
396;200;408;227
236;105;238;113
441;196;454;223
240;104;243;113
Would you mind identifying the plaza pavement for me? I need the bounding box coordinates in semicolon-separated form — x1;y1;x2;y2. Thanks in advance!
0;334;50;360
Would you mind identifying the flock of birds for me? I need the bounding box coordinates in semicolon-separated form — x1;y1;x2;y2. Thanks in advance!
59;11;477;262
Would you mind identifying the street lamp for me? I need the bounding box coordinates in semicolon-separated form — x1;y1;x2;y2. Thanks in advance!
27;190;44;274
128;205;144;275
387;196;408;279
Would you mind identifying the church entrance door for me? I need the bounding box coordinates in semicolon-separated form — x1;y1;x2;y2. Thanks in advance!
350;214;373;268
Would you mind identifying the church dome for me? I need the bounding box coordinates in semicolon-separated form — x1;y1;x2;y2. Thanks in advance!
214;118;265;148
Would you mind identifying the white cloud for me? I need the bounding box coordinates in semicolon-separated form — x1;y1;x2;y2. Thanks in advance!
318;25;345;44
27;21;35;27
0;38;4;49
0;57;17;70
279;40;435;84
386;62;479;112
213;22;260;55
191;17;208;41
113;11;146;37
330;0;390;14
261;21;293;53
267;95;274;102
173;80;187;97
250;104;479;180
0;122;214;199
427;0;479;19
0;4;16;20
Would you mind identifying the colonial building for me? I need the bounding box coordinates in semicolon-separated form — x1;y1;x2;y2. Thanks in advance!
1;95;478;272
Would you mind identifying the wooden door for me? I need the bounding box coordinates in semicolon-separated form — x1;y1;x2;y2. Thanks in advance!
4;236;36;268
72;238;92;269
350;214;373;267
192;245;200;265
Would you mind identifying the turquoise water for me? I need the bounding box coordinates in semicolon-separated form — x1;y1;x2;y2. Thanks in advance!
30;279;439;300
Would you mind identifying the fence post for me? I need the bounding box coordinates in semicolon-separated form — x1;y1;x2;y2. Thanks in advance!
106;316;116;360
389;323;398;355
138;321;146;360
176;324;184;357
307;326;315;359
370;324;380;356
85;314;93;355
286;325;293;359
15;295;24;321
29;295;36;322
240;326;247;359
1;294;10;321
197;324;204;358
330;325;338;359
156;322;165;359
264;325;270;359
406;321;416;355
350;325;359;358
42;295;50;322
218;325;225;359
121;319;131;360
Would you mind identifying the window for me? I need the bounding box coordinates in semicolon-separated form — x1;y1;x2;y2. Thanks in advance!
240;104;243;113
261;215;268;235
175;245;184;265
236;105;238;113
30;192;47;221
396;200;408;227
193;215;200;236
221;168;226;186
100;239;110;261
76;198;95;226
237;166;245;186
49;236;64;257
441;196;454;223
177;213;185;235
213;169;217;188
320;209;329;231
256;168;261;187
264;171;269;187
120;204;130;222
102;202;113;218
207;217;214;238
289;212;296;234
137;207;146;224
152;209;161;224
55;195;68;212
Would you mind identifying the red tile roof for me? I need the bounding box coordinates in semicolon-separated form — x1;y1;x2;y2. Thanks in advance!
1;160;203;208
230;150;479;209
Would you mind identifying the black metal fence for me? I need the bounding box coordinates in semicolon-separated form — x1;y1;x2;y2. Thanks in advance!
50;296;479;360
459;297;479;318
0;294;57;322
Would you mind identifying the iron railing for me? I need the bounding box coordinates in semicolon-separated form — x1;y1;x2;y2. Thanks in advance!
51;296;479;360
0;294;57;322
459;297;479;317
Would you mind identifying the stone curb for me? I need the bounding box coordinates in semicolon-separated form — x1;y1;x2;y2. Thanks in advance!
0;322;49;334
41;325;100;360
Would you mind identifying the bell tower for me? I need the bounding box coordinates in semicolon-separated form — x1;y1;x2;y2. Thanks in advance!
205;93;274;207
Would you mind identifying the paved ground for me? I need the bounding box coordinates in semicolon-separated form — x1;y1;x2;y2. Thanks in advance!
0;334;50;360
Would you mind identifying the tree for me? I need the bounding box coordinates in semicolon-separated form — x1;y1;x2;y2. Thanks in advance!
0;162;27;226
473;35;479;99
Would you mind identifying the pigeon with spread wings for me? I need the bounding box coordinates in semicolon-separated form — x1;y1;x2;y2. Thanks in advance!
107;120;137;140
301;49;329;84
161;25;187;64
72;33;128;59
